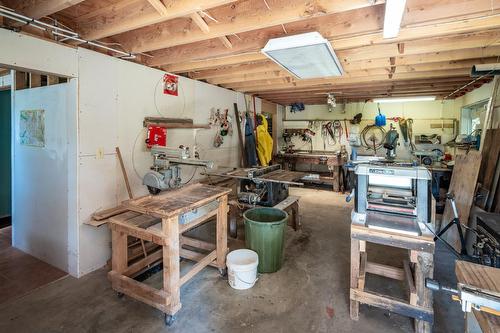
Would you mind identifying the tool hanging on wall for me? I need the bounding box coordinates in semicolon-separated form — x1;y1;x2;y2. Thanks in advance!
375;104;387;126
361;124;386;153
209;108;233;148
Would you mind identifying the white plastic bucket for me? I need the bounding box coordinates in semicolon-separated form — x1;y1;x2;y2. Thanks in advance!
226;249;259;290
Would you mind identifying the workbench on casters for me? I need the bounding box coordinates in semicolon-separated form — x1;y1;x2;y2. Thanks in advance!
107;183;231;326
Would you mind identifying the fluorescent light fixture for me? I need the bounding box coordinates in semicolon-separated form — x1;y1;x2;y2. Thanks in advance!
373;96;436;103
383;0;407;39
261;32;344;79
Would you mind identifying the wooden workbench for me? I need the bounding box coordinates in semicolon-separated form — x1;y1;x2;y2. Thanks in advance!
275;151;347;191
456;261;500;333
107;183;231;326
350;223;435;333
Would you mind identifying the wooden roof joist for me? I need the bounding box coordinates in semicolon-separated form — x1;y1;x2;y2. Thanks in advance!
72;0;238;41
206;58;499;85
230;70;486;93
187;50;500;80
148;9;500;68
115;0;381;53
2;0;85;19
161;29;500;74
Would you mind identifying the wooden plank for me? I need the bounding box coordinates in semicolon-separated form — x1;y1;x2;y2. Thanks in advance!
147;0;168;16
456;261;500;333
365;261;405;281
351;225;435;253
219;36;233;49
350;289;434;323
180;236;215;251
477;129;500;210
180;248;218;268
77;0;237;41
414;252;434;333
441;151;482;250
216;195;228;270
108;271;169;313
92;206;129;221
350;238;361;320
163;216;181;315
123;184;231;219
358;252;367;290
404;260;417;305
3;0;85;19
121;0;380;53
180;250;217;286
111;231;128;273
116;147;133;199
190;12;210;33
273;195;299;210
123;248;163;277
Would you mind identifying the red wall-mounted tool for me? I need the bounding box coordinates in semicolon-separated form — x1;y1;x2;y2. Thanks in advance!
145;125;167;148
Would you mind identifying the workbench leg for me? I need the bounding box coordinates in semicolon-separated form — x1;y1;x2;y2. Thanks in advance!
350;238;361;320
163;216;181;317
217;195;228;271
413;251;434;333
111;230;128;273
291;201;300;231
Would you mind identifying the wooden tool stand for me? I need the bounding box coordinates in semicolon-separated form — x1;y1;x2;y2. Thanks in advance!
350;223;435;333
107;184;231;326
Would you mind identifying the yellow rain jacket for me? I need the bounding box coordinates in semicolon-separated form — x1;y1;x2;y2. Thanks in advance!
256;114;273;166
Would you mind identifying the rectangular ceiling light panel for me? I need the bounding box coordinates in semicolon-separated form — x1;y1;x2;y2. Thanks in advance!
261;32;344;79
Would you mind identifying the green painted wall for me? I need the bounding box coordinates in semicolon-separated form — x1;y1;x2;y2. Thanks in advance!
0;89;11;217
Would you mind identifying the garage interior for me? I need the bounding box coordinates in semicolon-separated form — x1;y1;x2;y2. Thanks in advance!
0;0;499;332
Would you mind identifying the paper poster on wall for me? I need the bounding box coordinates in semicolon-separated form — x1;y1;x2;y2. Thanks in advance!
163;74;178;96
20;109;45;147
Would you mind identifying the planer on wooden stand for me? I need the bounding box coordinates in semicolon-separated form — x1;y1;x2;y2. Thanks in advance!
351;163;433;236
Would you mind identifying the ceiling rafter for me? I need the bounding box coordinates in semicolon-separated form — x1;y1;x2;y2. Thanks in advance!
1;0;86;19
117;0;382;53
74;0;238;41
148;13;500;70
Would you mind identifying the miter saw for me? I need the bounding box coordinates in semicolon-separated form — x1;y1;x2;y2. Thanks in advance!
143;145;214;194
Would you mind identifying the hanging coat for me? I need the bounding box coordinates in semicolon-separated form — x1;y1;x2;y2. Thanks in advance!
256;114;273;166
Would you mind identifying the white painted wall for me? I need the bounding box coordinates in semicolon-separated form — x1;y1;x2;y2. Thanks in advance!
2;29;260;277
0;29;77;77
12;81;78;273
283;100;458;160
76;49;249;276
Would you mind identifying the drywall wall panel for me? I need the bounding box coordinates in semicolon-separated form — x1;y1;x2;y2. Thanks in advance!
12;83;75;272
76;48;247;275
0;29;78;77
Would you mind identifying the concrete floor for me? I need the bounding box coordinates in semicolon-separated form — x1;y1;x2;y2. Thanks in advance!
0;188;464;333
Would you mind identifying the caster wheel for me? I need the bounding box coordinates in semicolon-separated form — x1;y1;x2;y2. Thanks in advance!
116;292;124;298
164;314;175;326
219;268;227;277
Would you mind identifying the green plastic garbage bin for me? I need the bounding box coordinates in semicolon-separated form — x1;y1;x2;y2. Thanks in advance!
243;207;288;273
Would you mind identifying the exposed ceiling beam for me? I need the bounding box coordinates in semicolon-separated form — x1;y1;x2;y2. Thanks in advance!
75;0;237;41
219;36;233;49
188;49;500;79
2;0;85;19
206;58;498;85
225;69;474;92
162;29;500;74
145;3;500;67
190;12;210;33
119;0;381;53
147;0;168;17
